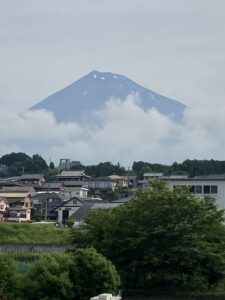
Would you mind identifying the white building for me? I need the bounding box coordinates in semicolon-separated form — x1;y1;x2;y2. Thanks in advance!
164;174;225;209
85;177;116;190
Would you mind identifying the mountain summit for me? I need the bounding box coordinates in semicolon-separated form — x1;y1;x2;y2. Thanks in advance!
30;70;185;123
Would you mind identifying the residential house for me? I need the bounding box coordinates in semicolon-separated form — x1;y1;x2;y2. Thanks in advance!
34;182;64;193
123;175;137;188
69;202;122;225
32;192;66;220
0;180;21;189
85;177;116;190
108;175;129;188
54;197;86;224
63;181;88;198
18;174;46;186
0;198;8;222
0;186;34;222
56;170;91;182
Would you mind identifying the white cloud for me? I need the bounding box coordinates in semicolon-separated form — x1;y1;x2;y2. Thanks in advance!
1;94;224;167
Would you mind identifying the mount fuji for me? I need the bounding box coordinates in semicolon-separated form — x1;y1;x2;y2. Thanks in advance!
30;70;186;123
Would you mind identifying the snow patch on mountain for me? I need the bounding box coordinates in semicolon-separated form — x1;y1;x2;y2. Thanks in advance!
30;70;186;123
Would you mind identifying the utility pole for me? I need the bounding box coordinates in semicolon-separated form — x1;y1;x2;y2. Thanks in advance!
44;198;48;221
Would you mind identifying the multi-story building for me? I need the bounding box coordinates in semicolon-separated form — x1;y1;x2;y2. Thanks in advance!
164;174;225;210
0;186;34;222
56;170;91;182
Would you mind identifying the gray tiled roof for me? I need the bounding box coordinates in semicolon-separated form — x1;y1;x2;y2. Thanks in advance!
62;181;85;187
39;182;63;189
113;196;133;203
20;174;44;180
91;203;121;209
69;203;94;221
1;186;34;192
0;181;21;187
60;170;85;177
69;202;121;221
86;177;116;182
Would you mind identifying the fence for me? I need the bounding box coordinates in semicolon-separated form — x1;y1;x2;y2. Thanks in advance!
0;243;67;253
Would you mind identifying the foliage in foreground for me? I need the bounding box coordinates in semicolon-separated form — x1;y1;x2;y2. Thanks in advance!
0;249;120;300
70;248;120;300
71;181;225;296
0;254;17;300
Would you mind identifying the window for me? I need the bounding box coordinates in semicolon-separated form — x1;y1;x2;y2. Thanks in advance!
195;186;202;194
211;185;218;194
204;185;210;194
188;186;195;193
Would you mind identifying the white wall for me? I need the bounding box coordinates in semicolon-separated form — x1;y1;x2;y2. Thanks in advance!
166;179;225;209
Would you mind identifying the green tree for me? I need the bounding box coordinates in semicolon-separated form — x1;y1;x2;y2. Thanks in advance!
19;250;120;300
85;162;126;177
69;248;121;300
49;162;55;169
0;254;17;300
71;181;225;296
21;253;74;300
31;154;48;172
0;152;30;166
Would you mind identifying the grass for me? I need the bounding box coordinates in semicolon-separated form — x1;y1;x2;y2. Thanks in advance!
0;222;70;244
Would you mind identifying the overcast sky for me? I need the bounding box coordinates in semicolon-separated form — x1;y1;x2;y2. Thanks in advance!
1;0;225;166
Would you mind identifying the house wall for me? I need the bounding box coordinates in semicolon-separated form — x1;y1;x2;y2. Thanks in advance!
57;207;80;224
0;212;5;222
64;188;88;198
0;200;7;212
166;179;225;209
116;179;129;188
8;209;31;222
86;181;116;190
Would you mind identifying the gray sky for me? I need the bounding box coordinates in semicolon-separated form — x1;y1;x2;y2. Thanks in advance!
0;0;225;165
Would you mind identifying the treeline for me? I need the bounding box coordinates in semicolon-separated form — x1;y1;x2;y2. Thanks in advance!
133;159;225;178
1;152;225;179
0;152;48;176
71;161;127;177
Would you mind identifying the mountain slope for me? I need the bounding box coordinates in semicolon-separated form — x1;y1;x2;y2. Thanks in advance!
30;70;185;123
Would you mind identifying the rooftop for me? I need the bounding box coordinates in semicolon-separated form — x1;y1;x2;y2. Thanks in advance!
19;174;44;180
164;174;225;181
59;170;86;177
0;186;34;193
86;177;116;182
108;175;128;181
37;182;64;189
